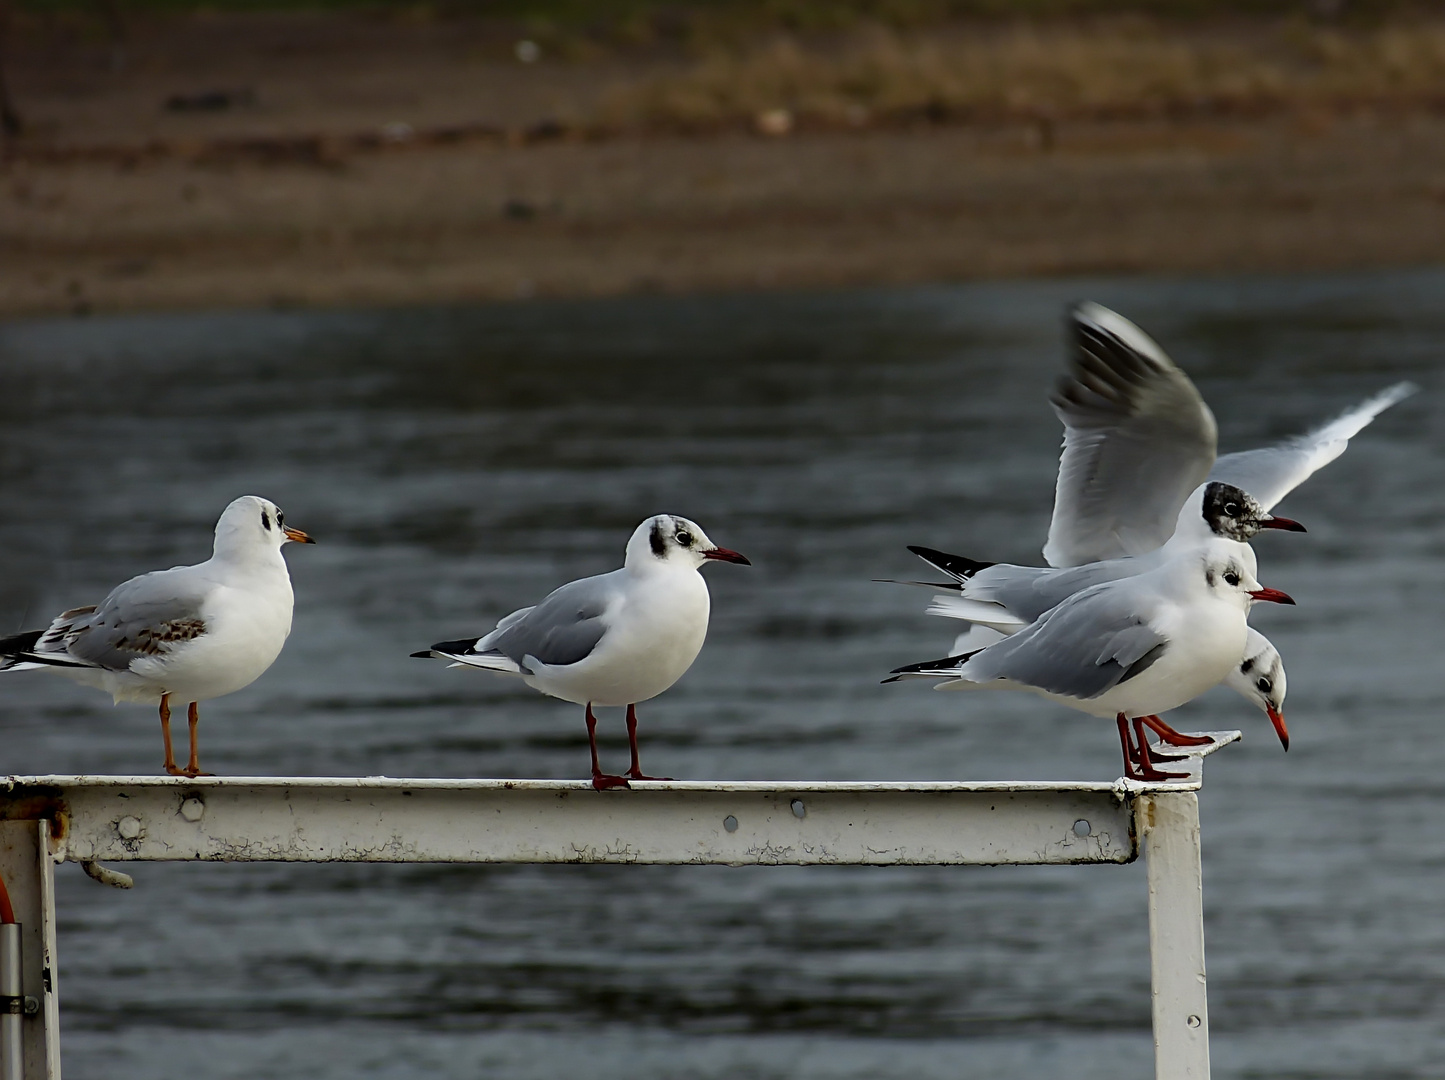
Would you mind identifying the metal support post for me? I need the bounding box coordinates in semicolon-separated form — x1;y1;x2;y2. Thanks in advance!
1;922;21;1080
1143;792;1210;1080
0;821;60;1080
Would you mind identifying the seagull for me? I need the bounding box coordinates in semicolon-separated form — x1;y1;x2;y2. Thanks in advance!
0;495;314;777
1043;301;1415;569
888;544;1296;781
911;480;1302;635
942;622;1289;758
412;514;749;791
1224;628;1287;748
899;302;1411;748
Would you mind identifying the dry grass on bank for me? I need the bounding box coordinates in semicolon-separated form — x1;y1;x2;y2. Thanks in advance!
598;19;1445;129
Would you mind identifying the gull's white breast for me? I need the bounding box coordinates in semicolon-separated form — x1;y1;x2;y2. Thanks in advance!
1056;595;1247;720
524;570;711;707
125;571;295;704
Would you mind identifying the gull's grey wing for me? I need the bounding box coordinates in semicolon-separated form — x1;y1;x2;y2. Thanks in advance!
1043;303;1218;568
960;586;1168;700
1208;382;1417;511
942;559;1134;624
480;574;616;670
60;569;213;671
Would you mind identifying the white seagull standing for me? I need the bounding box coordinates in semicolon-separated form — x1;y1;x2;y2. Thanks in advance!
413;514;750;790
900;302;1412;752
888;545;1296;781
0;495;315;777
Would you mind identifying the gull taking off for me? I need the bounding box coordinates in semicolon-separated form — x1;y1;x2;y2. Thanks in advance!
911;480;1303;635
1043;301;1415;569
0;496;314;777
413;515;749;790
888;546;1296;781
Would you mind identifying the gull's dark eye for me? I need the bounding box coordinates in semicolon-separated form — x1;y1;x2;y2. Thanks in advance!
1224;502;1241;517
276;510;284;526
1257;677;1272;694
1224;570;1240;587
675;530;693;547
261;511;272;530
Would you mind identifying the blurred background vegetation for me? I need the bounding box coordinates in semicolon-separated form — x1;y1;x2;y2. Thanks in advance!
8;0;1445;134
4;0;1445;314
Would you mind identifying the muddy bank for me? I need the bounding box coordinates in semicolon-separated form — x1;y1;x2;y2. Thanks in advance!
4;11;1445;316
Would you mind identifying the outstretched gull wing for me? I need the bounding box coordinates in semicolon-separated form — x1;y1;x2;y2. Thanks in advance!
1208;382;1417;512
1044;302;1218;568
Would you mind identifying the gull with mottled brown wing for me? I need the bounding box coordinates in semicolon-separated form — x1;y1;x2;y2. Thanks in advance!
0;495;314;777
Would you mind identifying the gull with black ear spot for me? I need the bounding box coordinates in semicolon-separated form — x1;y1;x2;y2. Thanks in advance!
413;514;749;791
887;547;1296;782
890;303;1409;746
1226;628;1289;750
910;480;1300;636
0;495;315;777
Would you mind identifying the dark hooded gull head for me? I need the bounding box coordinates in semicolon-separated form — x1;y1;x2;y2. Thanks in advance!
1199;481;1306;542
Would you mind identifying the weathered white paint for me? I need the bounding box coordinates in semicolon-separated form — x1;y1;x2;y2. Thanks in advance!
1143;792;1211;1079
8;778;1141;867
0;730;1238;1080
0;822;59;1080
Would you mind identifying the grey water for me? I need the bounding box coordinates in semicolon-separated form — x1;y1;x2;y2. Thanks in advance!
0;270;1441;1079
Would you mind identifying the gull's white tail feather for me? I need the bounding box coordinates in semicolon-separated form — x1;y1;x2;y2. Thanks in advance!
925;595;1029;633
437;650;522;674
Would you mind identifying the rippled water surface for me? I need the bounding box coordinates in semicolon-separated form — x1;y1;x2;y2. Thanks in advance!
1;271;1442;1079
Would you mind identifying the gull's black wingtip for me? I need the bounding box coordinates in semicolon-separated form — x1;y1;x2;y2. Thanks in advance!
889;647;985;678
422;637;483;657
410;649;435;659
906;545;995;580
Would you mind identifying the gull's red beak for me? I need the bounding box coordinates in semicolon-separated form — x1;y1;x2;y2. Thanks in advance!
1248;587;1295;605
283;526;316;544
703;547;750;565
1267;704;1289;751
1259;515;1307;533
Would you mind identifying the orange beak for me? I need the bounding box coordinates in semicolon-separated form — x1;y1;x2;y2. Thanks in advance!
283;526;316;544
1267;705;1289;751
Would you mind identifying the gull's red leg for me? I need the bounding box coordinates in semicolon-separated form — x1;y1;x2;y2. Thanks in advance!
184;702;215;778
625;704;673;782
1134;718;1188;781
585;703;630;791
1133;715;1186;764
159;694;186;776
1116;714;1137;776
1143;714;1214;748
1119;713;1188;782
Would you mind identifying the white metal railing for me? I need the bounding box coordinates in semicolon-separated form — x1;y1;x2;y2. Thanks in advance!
0;731;1238;1080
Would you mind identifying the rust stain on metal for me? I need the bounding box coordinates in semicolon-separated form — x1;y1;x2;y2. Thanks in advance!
0;786;69;840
